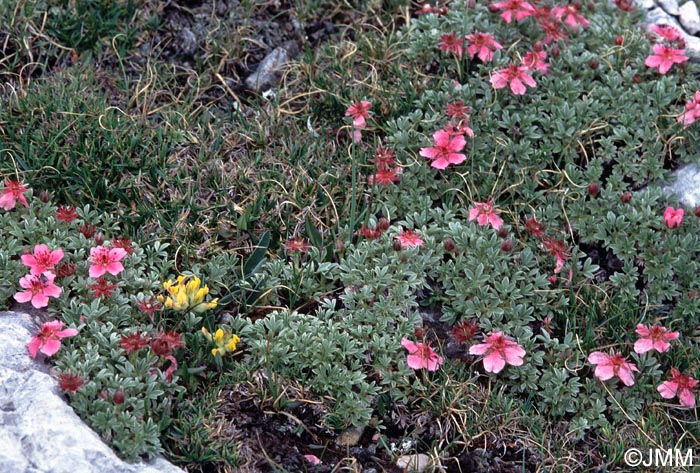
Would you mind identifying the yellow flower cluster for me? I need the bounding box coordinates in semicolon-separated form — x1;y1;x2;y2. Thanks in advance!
157;275;218;313
201;327;240;357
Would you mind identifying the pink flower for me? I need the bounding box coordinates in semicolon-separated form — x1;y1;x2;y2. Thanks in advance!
645;44;688;74
304;455;322;466
401;338;444;371
649;24;685;47
446;101;470;120
521;50;549;74
419;130;467;170
551;4;590;29
588;351;639;386
439;32;464;59
58;372;85;393
27;320;78;358
14;272;62;309
469;331;525;373
658;368;698;407
56;205;78;223
21;244;64;276
284;237;312;253
663;206;684;228
678;91;700;126
468;201;504;231
465;32;503;62
490;65;536;95
345;100;372;130
396;229;424;248
489;0;536;23
634;324;679;354
0;178;30;210
88;246;127;278
369;167;401;185
542;238;571;274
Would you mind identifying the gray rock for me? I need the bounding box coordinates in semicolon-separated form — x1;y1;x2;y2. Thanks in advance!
0;311;183;473
679;1;700;34
395;454;441;472
245;41;299;92
638;0;656;9
663;164;700;207
657;0;680;15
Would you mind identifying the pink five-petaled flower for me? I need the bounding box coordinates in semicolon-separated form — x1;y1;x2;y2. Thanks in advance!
27;320;78;358
645;44;688;74
634;324;680;354
21;244;64;276
678;91;700;126
419;130;467;170
14;272;62;309
401;338;444;371
284;237;312;253
521;50;549;74
468;201;504;231
649;24;685;47
88;245;127;278
663;206;684;228
439;32;464;59
345;100;371;130
469;331;525;374
465;32;503;62
551;4;590;29
658;368;698;407
489;0;536;23
0;178;30;210
587;351;639;386
396;229;424;248
490;65;536;95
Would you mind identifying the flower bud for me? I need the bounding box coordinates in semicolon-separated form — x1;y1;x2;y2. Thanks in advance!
588;59;598;70
620;192;632;203
633;75;642;84
112;390;125;405
378;217;390;231
588;182;599;198
615;36;624;46
497;226;508;238
501;240;513;252
695;206;700;217
93;232;105;246
393;240;403;251
39;190;51;203
414;327;425;338
443;238;456;253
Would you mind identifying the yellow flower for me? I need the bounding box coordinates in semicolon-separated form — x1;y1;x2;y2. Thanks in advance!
202;326;240;357
159;274;218;313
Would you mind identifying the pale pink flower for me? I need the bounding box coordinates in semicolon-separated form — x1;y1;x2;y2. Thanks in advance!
345;100;372;129
634;324;679;354
401;338;444;371
645;44;688;74
678;91;700;126
304;455;322;466
439;32;464;59
88;246;127;278
0;178;30;210
27;320;78;358
551;4;590;29
465;32;503;62
469;331;525;373
490;65;536;95
649;24;685;47
588;351;639;386
21;244;64;275
419;130;467;170
396;229;424;248
14;272;62;309
489;0;536;23
521;50;549;74
663;206;684;228
658;368;698;407
468;201;504;231
542;238;571;274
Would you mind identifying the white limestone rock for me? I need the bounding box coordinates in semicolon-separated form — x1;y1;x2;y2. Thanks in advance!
663;164;700;207
657;0;680;15
0;311;184;473
679;1;700;34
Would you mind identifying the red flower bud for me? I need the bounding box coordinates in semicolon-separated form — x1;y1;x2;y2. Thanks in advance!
378;217;390;231
39;190;51;203
620;192;632;203
614;36;624;46
588;182;599;198
501;240;513;252
112;390;125;405
443;238;456;253
414;327;425;338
